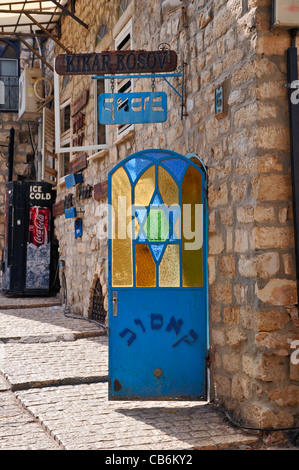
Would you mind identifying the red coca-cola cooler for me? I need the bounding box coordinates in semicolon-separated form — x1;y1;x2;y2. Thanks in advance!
1;181;57;295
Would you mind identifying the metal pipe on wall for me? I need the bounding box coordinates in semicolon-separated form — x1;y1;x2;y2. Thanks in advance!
7;127;14;182
287;29;299;310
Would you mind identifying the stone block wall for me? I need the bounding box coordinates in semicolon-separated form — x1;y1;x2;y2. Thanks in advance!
207;0;299;427
42;0;299;427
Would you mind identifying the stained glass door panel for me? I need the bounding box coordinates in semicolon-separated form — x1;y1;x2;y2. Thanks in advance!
108;149;208;400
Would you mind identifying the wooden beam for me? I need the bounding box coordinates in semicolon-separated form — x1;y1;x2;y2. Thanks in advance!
0;31;52;38
24;12;71;53
55;50;178;75
14;0;27;34
50;0;88;29
1;22;60;29
15;33;54;71
3;0;62;5
0;8;66;14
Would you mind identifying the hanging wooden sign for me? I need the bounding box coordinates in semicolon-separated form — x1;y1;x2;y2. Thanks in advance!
71;90;89;117
73;112;85;133
94;180;108;200
68;152;87;174
55;50;178;75
52;200;65;218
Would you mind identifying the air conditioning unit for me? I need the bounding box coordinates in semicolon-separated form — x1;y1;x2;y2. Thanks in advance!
18;66;43;121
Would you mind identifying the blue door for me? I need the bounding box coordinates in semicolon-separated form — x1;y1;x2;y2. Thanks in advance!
108;149;208;400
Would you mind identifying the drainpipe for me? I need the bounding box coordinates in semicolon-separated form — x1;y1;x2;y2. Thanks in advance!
287;29;299;309
37;118;42;181
35;33;43;182
7;127;14;182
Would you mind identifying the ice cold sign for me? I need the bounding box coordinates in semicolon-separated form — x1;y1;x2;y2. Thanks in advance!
29;185;52;201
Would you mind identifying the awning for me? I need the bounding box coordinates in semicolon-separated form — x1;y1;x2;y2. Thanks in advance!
0;0;70;34
0;0;89;68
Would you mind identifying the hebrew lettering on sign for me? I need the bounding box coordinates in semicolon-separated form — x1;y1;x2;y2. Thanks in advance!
99;92;167;125
134;319;145;332
119;328;136;346
151;313;163;330
119;315;198;349
172;329;198;348
166;316;183;335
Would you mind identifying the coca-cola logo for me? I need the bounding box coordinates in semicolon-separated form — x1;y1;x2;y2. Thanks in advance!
34;213;45;245
28;207;50;247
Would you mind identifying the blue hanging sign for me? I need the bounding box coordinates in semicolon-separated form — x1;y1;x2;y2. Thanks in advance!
98;91;167;125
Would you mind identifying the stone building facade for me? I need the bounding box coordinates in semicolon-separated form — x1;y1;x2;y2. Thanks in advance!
0;40;40;255
0;0;298;430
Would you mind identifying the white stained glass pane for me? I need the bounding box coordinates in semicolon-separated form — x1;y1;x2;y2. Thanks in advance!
0;59;18;77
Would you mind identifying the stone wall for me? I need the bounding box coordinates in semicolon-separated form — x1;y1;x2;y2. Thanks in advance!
207;0;299;428
0;115;38;255
43;0;299;428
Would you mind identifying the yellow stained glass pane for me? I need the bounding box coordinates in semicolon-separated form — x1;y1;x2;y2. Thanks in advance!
134;165;155;206
182;165;203;287
135;244;156;287
158;166;179;206
111;166;133;287
159;244;180;287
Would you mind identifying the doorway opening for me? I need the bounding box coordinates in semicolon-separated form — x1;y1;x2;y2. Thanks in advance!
91;278;106;324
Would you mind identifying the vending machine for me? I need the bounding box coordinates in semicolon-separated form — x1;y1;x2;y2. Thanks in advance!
1;181;56;296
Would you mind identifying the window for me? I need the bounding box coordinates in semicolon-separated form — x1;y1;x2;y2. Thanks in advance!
119;0;132;17
54;62;109;154
115;20;133;137
59;152;70;179
58;99;71;179
0;39;19;112
41;106;57;185
60;100;71;147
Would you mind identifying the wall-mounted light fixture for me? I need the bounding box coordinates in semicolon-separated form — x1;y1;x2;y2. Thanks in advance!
215;81;228;120
272;0;299;29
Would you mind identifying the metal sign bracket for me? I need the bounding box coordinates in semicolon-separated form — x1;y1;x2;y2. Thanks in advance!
92;61;186;119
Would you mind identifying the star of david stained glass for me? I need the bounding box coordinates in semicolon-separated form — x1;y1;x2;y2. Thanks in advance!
111;150;204;289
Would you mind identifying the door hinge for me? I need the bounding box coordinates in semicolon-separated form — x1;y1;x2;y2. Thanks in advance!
206;352;211;368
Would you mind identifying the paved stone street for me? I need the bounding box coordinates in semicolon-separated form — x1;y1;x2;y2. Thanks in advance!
0;294;295;451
